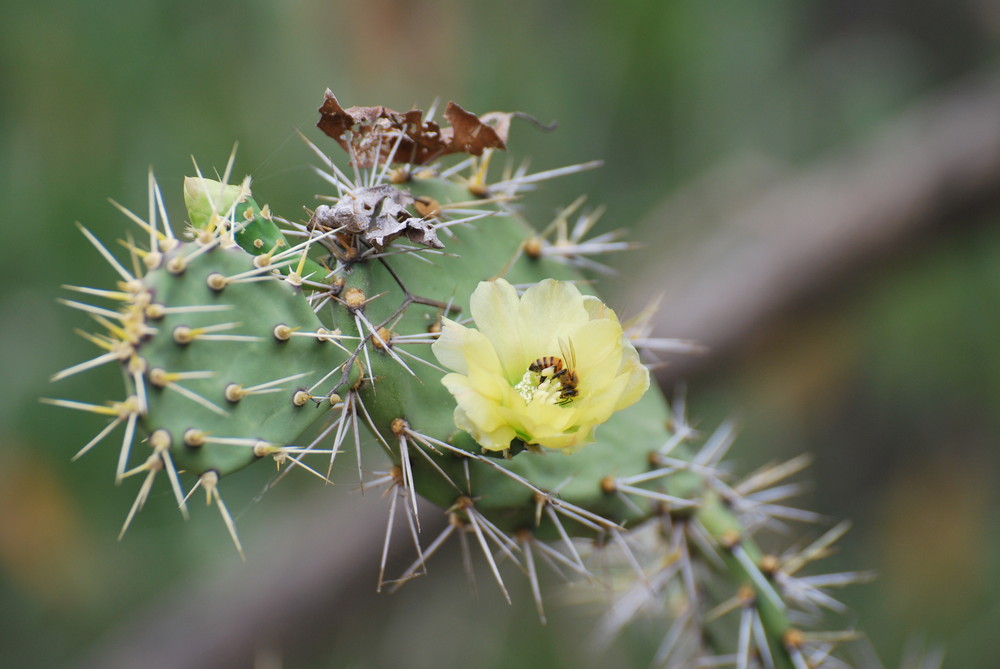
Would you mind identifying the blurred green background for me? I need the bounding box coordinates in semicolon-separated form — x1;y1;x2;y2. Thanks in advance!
3;1;999;667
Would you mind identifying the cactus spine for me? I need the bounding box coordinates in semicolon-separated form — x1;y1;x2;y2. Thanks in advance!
49;93;872;667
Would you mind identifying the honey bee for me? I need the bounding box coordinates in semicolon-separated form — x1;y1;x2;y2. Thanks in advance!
555;369;579;405
529;356;565;379
529;339;580;405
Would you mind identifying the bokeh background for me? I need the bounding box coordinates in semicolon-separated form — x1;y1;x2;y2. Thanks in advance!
3;1;999;667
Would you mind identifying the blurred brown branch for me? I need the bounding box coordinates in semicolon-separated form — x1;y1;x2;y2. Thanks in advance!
632;65;1000;382
76;491;437;669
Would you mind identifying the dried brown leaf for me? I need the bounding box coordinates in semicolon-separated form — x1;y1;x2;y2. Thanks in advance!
316;90;552;168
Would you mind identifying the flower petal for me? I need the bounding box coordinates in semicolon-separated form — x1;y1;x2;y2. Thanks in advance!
431;318;471;374
568;319;623;392
518;279;589;356
469;279;527;382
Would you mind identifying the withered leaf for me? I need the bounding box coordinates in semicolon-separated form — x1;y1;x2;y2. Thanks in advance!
317;90;550;168
312;185;443;250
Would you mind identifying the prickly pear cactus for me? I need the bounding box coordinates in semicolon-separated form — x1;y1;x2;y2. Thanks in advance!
49;91;873;667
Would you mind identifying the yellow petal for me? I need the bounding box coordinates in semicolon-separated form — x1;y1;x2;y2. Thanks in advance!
569;319;623;392
614;358;650;410
442;374;506;433
518;279;589;355
469;279;527;382
431;318;470;374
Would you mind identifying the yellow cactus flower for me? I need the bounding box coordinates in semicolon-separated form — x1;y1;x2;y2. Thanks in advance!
432;278;649;454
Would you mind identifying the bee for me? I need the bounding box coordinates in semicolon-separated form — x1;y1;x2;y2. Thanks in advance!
529;340;581;406
555;369;579;405
529;356;565;379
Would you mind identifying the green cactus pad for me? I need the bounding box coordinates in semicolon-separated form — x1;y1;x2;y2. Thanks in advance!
137;242;342;476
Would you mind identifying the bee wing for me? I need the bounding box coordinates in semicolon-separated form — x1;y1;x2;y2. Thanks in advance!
558;337;577;370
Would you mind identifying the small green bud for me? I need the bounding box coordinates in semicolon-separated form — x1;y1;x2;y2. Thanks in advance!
184;176;250;229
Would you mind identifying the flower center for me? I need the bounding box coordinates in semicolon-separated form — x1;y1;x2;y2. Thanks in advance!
514;359;580;406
